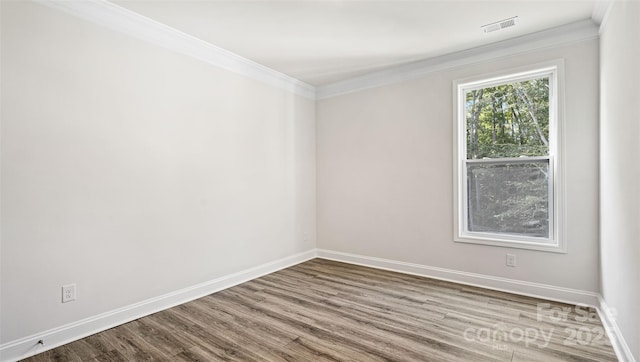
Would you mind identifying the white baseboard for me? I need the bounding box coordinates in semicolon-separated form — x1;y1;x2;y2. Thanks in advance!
320;249;638;361
4;249;632;362
316;249;600;306
597;296;637;362
0;249;316;362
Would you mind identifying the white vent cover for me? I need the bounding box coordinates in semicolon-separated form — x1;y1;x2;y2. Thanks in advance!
482;16;518;34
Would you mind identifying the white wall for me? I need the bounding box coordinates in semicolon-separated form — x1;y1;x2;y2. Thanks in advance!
4;0;635;359
600;1;640;360
0;1;315;344
317;39;600;293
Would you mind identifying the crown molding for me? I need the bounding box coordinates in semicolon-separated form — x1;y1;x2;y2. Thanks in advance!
592;0;615;32
32;1;602;102
317;19;599;100
34;0;316;100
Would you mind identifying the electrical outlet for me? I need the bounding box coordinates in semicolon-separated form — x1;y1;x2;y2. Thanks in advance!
506;254;517;267
62;284;76;303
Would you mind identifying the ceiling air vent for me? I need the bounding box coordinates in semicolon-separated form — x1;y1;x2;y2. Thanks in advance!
482;16;518;34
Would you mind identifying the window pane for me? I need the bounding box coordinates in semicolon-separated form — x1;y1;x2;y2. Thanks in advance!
467;161;550;239
465;77;549;159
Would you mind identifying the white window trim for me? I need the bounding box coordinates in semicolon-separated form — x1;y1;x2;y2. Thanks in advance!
452;60;566;253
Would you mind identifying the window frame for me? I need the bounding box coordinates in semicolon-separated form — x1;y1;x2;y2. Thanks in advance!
452;60;566;253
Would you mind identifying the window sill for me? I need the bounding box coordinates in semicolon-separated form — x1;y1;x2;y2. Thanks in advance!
454;234;566;253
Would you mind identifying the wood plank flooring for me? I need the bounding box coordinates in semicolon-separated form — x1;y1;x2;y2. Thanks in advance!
22;259;618;361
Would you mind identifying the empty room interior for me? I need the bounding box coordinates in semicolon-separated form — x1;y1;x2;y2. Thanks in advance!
1;0;639;361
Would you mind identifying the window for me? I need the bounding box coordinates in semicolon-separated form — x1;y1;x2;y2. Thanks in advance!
453;61;565;252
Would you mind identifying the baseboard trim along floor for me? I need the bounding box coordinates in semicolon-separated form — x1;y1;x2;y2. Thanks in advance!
2;248;634;362
316;249;634;362
598;295;637;362
0;250;316;362
18;258;621;362
315;249;599;306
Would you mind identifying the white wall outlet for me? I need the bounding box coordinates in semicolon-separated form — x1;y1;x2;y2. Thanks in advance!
506;254;517;267
62;284;76;303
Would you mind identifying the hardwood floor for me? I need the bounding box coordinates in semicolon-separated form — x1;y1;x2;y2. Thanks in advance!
23;259;617;361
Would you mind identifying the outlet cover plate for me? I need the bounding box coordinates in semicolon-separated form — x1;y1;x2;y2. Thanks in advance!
506;254;517;267
62;284;76;303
